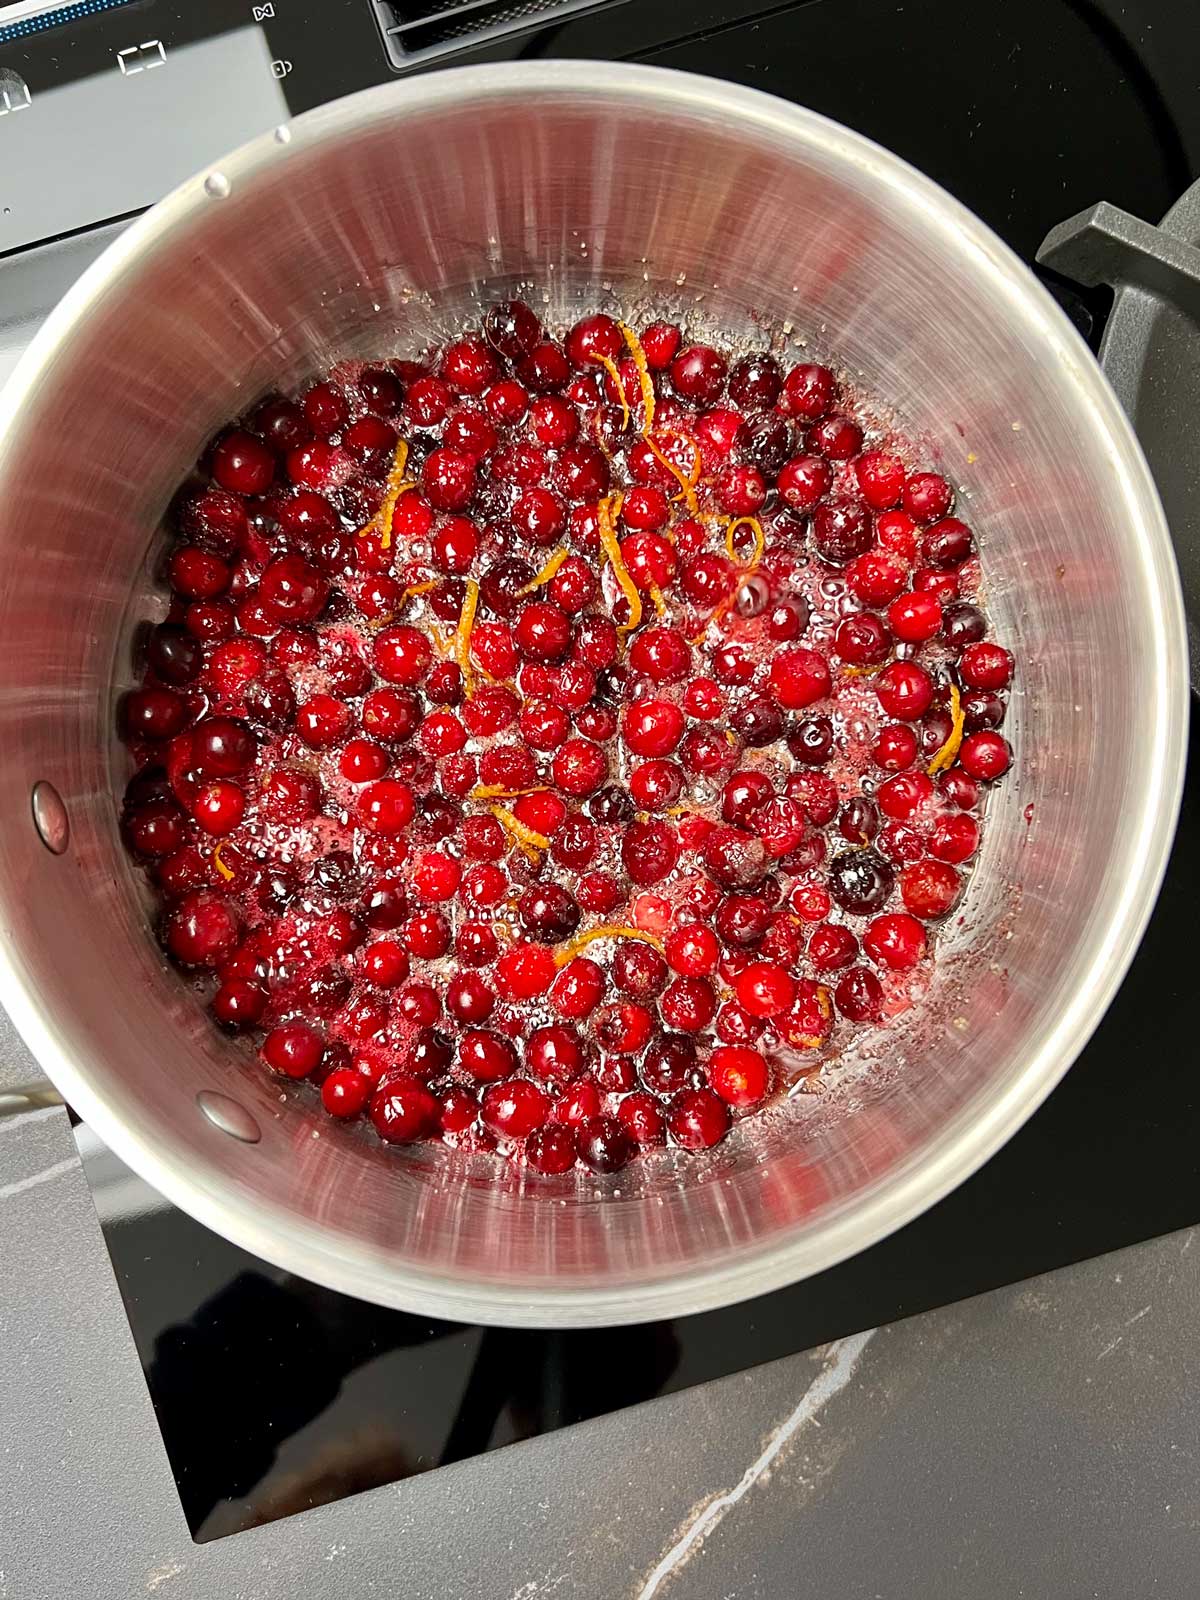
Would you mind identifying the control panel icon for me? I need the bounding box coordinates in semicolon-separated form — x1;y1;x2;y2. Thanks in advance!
0;67;31;114
116;40;167;75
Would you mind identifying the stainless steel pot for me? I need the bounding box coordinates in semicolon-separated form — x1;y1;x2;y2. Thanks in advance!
0;64;1187;1326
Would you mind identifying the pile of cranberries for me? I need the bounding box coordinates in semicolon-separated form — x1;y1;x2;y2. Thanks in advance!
118;300;1014;1177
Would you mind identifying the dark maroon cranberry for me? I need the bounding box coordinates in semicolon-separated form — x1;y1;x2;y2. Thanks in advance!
253;396;308;454
147;626;202;685
639;1034;697;1096
480;556;536;618
703;825;767;888
715;893;772;947
362;880;409;930
125;687;186;741
243;670;296;731
406;1028;454;1080
919;709;954;760
731;696;784;748
307;849;362;901
517;341;571;393
721;770;773;828
837;797;880;845
611;941;669;1000
811;499;873;565
588;785;635;827
358;367;402;414
788;716;834;766
484;299;542;361
834;612;890;666
941;601;986;650
828;850;895;914
736;413;794;475
576;1115;635;1173
922;517;974;569
667;1087;731;1149
728;352;783;410
518;883;581;944
961;689;1006;731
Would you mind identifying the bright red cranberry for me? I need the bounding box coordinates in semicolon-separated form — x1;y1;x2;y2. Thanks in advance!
629;759;685;811
875;660;934;721
455;1029;516;1083
626;632;688;691
959;641;1013;690
930;813;980;863
733;961;794;1019
188;716;253;778
959;730;1011;781
668;1087;731;1149
518;341;571;393
706;1045;768;1108
550;956;605;1020
639;321;681;368
356;939;409;989
877;770;934;821
658;975;715;1033
371;1077;438;1142
870;723;917;772
514;600;571;662
853;450;905;510
903;472;954;524
791;883;832;921
442;336;499;395
613;1093;663;1145
566;313;622;368
192;780;244;836
887;590;942;643
295;694;351;749
438;1086;479;1136
261;1022;323;1078
863;912;927;970
776;454;832;512
769;646;831;709
420;447;476;512
358;779;415;834
779;363;834;420
520;1023;583;1087
169;546;229;600
373;625;433;687
485;299;542;361
716;463;767;517
596;1002;654;1055
913;568;958;604
900;859;961;919
485;378;530;423
549;738;606;798
302;381;349;435
808;921;859;971
659;924;714;979
481;1079;551;1140
320;1068;371;1119
212;430;274;496
809;415;864;460
361;687;421;744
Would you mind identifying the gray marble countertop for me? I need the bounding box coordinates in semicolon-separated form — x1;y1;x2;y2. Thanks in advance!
3;1050;1198;1599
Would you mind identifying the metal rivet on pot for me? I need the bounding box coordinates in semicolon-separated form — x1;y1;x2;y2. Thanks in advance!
31;781;69;855
273;124;292;145
204;171;231;199
196;1090;261;1143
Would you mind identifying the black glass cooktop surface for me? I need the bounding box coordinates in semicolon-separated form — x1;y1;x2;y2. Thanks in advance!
21;0;1195;1544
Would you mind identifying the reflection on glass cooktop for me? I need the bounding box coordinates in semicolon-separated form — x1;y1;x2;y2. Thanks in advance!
67;0;1200;1545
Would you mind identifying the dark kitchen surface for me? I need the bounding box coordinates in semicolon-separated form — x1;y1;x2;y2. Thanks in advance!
2;0;1180;1546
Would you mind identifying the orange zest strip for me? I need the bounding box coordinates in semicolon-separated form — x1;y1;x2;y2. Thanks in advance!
489;804;548;862
597;492;641;641
401;580;437;602
428;624;449;656
553;925;665;967
470;784;549;800
592;353;631;432
648;582;667;619
927;684;965;776
357;438;413;552
619;320;656;434
643;433;700;519
455;578;480;696
841;661;885;678
724;515;765;569
212;843;235;882
516;548;570;595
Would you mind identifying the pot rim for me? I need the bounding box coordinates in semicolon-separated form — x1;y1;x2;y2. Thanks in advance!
0;60;1187;1326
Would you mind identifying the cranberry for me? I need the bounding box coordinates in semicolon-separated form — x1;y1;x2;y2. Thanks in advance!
551;738;607;797
902;472;954;523
442;336;499;395
887;590;942;643
668;1087;731;1149
192;780;245;836
875;660;934;721
670;344;727;404
169;546;229;600
303;381;349;435
516;884;579;945
779;363;834;420
630;759;684;811
941;602;986;651
660;975;716;1032
551;956;605;1019
318;1068;370;1119
621;819;679;886
812;499;873;565
617;1093;666;1145
164;890;239;967
480;1079;550;1141
662;924;717;978
809;415;864;460
828;850;894;914
125;687;186;741
726;352;781;410
959;641;1013;690
853;450;905;510
371;1077;438;1142
146;625;201;686
900;859;961;919
789;716;834;766
518;341;571;393
877;771;934;821
959;730;1011;781
776;454;832;512
734;961;795;1018
212;430;274;496
835;613;890;666
769;646;831;709
125;800;185;858
834;966;884;1022
361;687;421;744
485;378;530;424
485;299;541;361
838;796;880;846
566;313;622;368
262;1022;324;1079
524;1124;577;1173
808;922;859;972
702;825;766;889
358;779;415;833
637;321;679;368
715;463;767;517
373;625;433;687
706;1045;768;1108
577;1115;635;1173
863;912;927;970
515;600;572;661
420;447;475;512
872;723;919;771
922;517;974;569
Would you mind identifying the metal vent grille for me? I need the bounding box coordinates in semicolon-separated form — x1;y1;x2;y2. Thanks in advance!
372;0;624;68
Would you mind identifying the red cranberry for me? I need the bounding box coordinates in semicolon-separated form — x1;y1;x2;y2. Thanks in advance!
373;625;433;687
769;646;831;709
630;759;684;811
714;892;772;948
660;975;716;1032
525;1124;577;1173
872;723;919;771
668;1087;731;1149
780;363;835;420
262;766;321;821
164;890;240;967
834;966;884;1022
875;660;934;721
566;313;622;368
421;447;476;512
359;939;410;989
902;472;954;523
457;1029;518;1083
716;463;767;517
125;688;186;741
930;813;980;863
371;1077;438;1142
808;922;859;971
551;956;605;1019
707;1045;770;1108
618;1093;666;1145
765;599;808;641
518;341;571;394
900;859;961;919
671;344;727;404
863;911;927;970
702;825;766;889
776;454;832;512
721;769;773;828
888;590;942;642
663;924;718;978
854;450;906;510
321;1069;371;1119
877;771;934;821
485;378;530;424
481;1079;551;1140
959;641;1013;690
515;600;572;661
169;546;229;600
362;687;421;744
959;730;1011;781
358;779;415;833
192;780;245;836
755;797;808;858
212;430;274;496
262;1022;324;1078
577;1115;635;1173
809;415;864;460
548;738;605;798
734;961;795;1019
303;381;349;435
619;819;678;886
522;1023;584;1087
